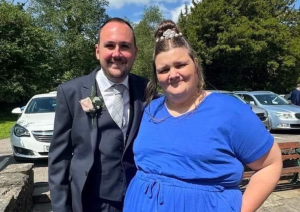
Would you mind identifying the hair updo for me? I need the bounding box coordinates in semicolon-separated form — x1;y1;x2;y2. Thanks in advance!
145;20;205;104
154;20;181;40
153;20;184;57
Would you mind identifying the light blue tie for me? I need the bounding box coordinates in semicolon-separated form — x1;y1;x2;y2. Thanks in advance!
112;84;126;128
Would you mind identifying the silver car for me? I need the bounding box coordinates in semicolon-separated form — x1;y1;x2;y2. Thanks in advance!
234;91;300;130
211;91;270;130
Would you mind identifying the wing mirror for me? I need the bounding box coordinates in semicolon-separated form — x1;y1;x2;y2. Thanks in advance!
11;107;22;114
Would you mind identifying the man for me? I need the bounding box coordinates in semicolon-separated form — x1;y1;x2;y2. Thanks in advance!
49;18;148;212
291;84;300;106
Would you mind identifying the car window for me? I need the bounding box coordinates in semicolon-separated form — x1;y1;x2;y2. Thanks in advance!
254;94;289;105
241;95;256;105
25;97;56;114
226;93;247;103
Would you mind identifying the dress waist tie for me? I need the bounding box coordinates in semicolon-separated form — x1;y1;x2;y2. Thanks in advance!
144;179;164;205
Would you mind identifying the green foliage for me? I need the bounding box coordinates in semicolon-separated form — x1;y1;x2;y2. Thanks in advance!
0;1;56;103
131;6;164;79
28;0;109;82
0;114;16;139
179;0;300;93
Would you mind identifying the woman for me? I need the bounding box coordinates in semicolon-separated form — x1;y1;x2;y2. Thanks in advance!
123;20;282;212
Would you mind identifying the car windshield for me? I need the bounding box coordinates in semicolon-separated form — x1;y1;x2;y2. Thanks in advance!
254;94;290;105
25;97;56;114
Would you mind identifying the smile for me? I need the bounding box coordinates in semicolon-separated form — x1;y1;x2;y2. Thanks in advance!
110;61;126;65
170;80;181;86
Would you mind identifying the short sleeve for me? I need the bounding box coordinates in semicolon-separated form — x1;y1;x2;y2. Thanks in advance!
230;105;274;164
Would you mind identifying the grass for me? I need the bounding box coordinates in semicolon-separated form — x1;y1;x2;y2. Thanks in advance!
0;114;17;140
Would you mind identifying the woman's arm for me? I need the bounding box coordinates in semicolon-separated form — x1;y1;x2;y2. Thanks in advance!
241;142;282;212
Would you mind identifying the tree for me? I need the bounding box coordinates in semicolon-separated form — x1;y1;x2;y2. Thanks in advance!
28;0;109;82
0;1;55;103
179;0;300;93
178;3;189;36
131;6;164;79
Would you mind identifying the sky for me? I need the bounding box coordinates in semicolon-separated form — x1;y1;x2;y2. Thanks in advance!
107;0;300;23
14;0;300;23
106;0;194;23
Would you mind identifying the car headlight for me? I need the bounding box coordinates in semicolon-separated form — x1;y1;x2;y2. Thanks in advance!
14;124;30;137
275;112;293;119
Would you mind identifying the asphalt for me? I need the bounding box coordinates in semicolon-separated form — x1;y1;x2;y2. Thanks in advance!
30;181;300;212
1;137;300;212
32;183;300;212
258;185;300;212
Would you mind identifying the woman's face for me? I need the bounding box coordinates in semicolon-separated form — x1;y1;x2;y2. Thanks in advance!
155;47;198;104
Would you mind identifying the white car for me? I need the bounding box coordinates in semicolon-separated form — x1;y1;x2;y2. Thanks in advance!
10;91;56;161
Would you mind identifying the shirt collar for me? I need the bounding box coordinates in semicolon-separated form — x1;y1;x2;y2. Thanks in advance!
97;69;129;92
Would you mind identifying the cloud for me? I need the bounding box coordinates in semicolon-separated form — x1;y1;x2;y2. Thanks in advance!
154;3;170;17
108;0;178;9
170;0;194;23
126;2;173;24
133;11;143;17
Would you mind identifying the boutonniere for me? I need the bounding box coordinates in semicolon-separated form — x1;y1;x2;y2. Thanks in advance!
79;86;104;126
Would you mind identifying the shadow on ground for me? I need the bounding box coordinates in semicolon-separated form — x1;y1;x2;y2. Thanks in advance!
12;157;48;168
0;155;11;162
240;175;300;193
0;155;13;171
32;203;53;212
272;129;300;135
274;182;300;192
32;159;48;168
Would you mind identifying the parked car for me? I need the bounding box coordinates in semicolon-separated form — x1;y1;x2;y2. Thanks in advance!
10;91;57;161
211;91;270;130
284;93;292;103
234;91;300;130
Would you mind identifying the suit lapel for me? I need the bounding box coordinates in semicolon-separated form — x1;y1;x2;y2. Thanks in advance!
124;75;144;151
81;67;101;153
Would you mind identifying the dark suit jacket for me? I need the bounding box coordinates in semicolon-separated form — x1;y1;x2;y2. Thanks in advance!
291;89;300;106
48;67;148;212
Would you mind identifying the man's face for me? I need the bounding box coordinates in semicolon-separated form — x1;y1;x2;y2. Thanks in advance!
96;22;137;83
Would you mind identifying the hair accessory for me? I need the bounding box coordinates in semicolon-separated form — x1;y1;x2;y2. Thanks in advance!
156;29;183;42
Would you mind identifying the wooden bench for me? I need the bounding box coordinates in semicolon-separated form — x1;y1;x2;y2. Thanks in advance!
243;142;300;183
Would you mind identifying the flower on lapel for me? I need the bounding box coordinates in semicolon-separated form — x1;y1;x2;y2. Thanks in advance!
92;96;103;111
79;97;95;113
79;86;104;127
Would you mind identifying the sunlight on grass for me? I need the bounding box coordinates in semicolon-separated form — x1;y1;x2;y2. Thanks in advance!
0;115;17;140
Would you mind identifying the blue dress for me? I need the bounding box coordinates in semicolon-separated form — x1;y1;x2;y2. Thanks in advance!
123;93;274;212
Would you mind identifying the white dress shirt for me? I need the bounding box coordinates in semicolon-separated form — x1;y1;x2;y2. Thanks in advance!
96;69;130;141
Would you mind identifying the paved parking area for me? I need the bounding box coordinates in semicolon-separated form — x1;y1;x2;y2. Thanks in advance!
0;138;48;184
1;130;300;182
1;131;300;212
272;130;300;143
0;138;12;171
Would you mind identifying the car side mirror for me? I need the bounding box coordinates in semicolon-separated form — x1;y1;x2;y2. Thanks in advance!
249;101;255;105
11;107;22;114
